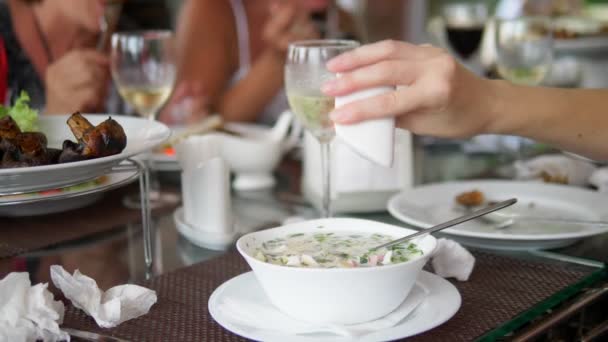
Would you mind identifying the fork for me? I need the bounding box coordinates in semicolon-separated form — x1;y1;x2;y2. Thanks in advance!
63;328;131;342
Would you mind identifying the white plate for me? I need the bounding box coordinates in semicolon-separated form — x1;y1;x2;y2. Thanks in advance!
0;114;170;194
555;36;608;52
387;180;608;250
0;169;139;217
173;207;239;251
209;271;460;342
562;151;608;166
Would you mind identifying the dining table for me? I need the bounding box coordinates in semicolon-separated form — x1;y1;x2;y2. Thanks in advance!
1;140;607;342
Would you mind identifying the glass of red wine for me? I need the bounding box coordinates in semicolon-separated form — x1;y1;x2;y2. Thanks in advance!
442;2;489;62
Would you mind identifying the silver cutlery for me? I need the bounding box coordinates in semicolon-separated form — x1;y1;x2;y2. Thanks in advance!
490;216;608;230
63;328;131;342
97;0;123;52
373;198;518;250
456;203;608;229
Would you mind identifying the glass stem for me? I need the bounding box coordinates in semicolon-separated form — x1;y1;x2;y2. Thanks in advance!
320;141;332;218
143;111;161;199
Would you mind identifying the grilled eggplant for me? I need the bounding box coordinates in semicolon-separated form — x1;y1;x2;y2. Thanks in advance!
0;112;127;168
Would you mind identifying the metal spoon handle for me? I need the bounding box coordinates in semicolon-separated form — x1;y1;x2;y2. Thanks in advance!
63;328;131;342
375;198;518;250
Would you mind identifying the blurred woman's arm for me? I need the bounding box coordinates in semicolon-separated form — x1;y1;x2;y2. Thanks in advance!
175;0;316;123
323;40;608;161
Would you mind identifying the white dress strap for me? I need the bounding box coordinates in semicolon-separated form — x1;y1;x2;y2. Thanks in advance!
226;0;289;125
227;0;250;70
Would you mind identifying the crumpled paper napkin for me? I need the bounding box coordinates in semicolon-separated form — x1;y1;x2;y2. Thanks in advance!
431;238;475;281
513;154;596;186
50;265;157;328
0;272;68;342
218;284;428;338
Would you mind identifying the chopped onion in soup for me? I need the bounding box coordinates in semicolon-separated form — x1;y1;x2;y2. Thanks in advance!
253;232;422;268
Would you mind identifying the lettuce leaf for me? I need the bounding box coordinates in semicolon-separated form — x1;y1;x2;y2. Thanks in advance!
0;91;39;132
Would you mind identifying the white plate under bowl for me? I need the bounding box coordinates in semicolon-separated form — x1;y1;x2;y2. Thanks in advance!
173;207;239;251
387;180;608;250
0;114;170;194
209;271;460;342
0;169;139;217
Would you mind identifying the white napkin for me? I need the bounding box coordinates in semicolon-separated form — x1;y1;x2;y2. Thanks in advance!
334;86;396;167
50;265;157;329
218;284;427;338
513;154;596;186
431;238;475;281
589;167;608;192
0;272;68;342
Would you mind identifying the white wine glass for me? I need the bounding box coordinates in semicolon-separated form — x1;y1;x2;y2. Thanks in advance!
285;39;359;218
495;16;553;86
495;16;553;159
111;30;178;208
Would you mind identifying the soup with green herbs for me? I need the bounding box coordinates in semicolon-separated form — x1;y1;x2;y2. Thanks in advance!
253;232;422;268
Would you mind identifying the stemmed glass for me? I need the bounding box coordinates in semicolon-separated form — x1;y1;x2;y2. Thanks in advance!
442;2;489;66
495;16;553;86
285;39;359;218
111;30;178;208
495;16;553;159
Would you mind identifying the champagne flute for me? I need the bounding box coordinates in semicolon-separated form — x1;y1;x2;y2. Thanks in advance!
285;39;359;218
111;30;177;208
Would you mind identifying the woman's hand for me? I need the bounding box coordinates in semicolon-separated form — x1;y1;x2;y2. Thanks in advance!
262;0;319;55
322;40;500;139
159;81;209;125
44;49;109;114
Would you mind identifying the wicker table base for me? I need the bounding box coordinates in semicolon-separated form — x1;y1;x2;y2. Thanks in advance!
61;250;601;342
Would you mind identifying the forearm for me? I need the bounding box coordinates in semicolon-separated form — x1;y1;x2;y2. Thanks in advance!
488;80;608;160
219;51;285;122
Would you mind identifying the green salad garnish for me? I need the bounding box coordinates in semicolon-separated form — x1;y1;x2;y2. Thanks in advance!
0;91;39;132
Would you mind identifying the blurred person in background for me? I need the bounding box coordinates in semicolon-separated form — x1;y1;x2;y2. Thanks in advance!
495;0;583;18
0;0;110;114
171;0;361;125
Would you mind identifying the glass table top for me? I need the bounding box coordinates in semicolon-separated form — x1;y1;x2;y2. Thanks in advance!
2;140;607;340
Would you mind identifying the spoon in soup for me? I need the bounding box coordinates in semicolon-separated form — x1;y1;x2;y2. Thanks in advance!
372;198;518;251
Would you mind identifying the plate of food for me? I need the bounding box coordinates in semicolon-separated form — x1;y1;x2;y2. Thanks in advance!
552;16;608;52
387;180;608;250
0;93;170;194
0;168;138;216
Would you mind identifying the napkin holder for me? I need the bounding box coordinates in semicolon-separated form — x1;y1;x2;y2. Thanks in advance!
301;129;413;213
